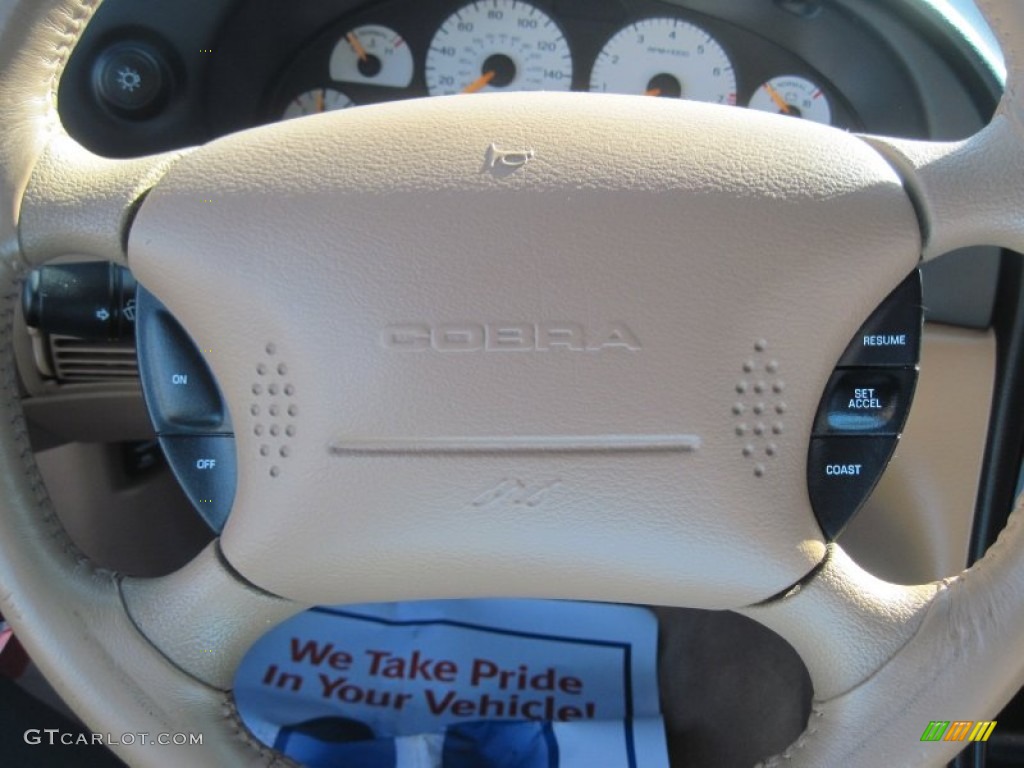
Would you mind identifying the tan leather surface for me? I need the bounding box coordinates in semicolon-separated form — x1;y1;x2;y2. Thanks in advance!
738;3;1024;763
864;116;1024;259
0;1;1022;768
128;93;920;608
739;546;939;702
0;0;293;765
0;261;289;765
863;2;1024;261
751;494;1024;768
122;543;307;689
19;134;181;266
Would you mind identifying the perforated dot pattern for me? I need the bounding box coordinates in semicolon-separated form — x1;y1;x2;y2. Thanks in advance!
250;343;297;478
733;340;786;478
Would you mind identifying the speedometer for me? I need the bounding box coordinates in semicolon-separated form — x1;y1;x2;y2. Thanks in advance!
590;18;736;105
426;0;572;96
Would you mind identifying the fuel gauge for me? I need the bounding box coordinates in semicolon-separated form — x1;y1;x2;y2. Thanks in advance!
330;25;414;89
748;76;832;125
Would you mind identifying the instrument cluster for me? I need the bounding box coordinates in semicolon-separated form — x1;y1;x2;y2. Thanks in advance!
272;0;856;128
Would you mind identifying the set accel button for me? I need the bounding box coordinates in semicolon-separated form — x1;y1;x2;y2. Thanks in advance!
813;369;916;435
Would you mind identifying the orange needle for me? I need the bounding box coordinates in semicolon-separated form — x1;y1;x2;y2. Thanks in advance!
463;70;496;94
316;90;324;113
347;32;368;62
763;83;793;115
645;87;662;97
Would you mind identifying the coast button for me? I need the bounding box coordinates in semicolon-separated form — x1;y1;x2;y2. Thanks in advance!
808;437;897;539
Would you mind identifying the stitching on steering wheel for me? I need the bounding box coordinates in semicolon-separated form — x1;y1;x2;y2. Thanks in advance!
221;695;301;768
41;0;100;129
754;706;824;767
938;492;1024;636
981;3;1020;118
0;265;102;571
11;5;305;762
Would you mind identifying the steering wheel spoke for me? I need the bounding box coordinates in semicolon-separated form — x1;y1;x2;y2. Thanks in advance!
739;546;937;702
855;2;1024;262
121;542;307;690
864;115;1024;260
16;132;183;267
744;494;1024;767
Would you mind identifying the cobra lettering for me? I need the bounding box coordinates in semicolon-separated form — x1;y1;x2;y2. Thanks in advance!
381;323;642;353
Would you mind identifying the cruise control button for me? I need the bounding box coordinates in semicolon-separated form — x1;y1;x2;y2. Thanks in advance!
137;288;230;433
814;368;917;435
838;271;922;367
160;435;236;532
808;437;896;539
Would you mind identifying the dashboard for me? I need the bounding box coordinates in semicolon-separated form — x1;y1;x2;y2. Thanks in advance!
59;0;1000;160
267;0;858;127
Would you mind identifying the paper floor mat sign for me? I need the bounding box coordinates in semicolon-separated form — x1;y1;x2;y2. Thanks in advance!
235;600;668;768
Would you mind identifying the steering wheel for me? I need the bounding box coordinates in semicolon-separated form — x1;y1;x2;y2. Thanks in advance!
3;0;1024;765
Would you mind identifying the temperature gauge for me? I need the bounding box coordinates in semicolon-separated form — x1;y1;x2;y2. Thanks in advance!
330;25;414;89
281;88;354;120
748;76;832;125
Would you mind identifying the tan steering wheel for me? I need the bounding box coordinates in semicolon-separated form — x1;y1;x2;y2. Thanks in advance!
3;1;1024;766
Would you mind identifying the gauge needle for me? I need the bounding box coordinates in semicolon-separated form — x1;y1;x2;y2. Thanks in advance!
645;88;662;97
763;83;793;115
316;90;324;113
346;32;368;62
463;70;496;94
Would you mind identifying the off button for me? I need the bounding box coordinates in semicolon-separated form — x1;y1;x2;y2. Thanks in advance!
813;368;917;436
808;437;897;539
159;436;236;532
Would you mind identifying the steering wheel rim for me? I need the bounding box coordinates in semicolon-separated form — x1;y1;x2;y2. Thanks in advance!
2;1;1024;766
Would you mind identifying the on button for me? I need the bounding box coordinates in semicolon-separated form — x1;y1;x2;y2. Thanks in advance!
137;288;230;434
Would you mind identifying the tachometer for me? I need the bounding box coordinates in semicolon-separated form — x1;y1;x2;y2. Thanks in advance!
590;18;736;105
426;0;572;96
